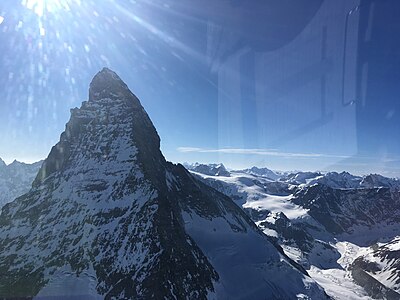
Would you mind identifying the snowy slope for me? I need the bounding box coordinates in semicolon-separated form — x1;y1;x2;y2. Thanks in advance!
182;210;322;299
190;171;303;218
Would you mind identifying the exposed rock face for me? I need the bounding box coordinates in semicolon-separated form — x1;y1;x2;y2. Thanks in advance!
350;237;400;295
292;184;400;234
350;238;400;299
0;68;326;299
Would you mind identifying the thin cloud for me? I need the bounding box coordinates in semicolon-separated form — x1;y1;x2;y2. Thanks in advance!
177;147;350;159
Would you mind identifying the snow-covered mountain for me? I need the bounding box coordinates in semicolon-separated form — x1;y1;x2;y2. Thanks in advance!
0;68;327;299
184;162;231;177
292;184;400;234
187;163;400;191
280;171;322;185
298;172;362;189
0;159;42;208
236;166;280;180
189;167;400;299
360;173;400;189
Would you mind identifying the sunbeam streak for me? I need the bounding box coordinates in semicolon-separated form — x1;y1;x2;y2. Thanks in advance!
21;0;82;17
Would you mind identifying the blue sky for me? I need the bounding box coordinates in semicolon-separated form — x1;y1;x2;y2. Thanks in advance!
0;0;399;177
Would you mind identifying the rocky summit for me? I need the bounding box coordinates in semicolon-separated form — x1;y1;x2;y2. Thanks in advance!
0;68;327;299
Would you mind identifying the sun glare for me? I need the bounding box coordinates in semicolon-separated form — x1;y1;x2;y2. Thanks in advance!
21;0;81;17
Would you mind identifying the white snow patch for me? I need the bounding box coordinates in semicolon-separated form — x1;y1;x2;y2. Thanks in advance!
243;193;308;219
308;241;373;299
309;266;370;300
262;228;278;238
385;238;400;251
192;172;308;219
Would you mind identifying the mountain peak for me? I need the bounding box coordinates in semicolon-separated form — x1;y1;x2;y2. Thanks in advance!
89;67;131;102
33;68;163;187
10;159;23;165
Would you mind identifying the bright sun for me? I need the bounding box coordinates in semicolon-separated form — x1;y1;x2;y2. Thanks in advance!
21;0;81;17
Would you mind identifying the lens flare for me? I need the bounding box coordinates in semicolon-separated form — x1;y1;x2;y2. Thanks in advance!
21;0;81;17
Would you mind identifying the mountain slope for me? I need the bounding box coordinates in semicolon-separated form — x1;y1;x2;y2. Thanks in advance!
0;68;326;299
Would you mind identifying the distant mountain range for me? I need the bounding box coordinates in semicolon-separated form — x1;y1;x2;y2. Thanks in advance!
185;162;400;189
187;163;400;299
0;159;42;208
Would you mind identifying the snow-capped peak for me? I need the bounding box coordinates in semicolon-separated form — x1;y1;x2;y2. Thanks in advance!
238;166;280;180
304;171;362;189
360;173;400;189
185;162;231;177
